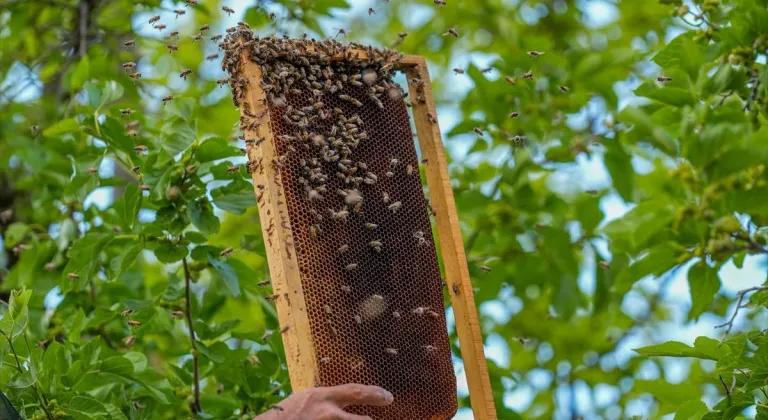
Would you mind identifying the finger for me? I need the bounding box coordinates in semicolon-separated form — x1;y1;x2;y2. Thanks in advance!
323;384;394;407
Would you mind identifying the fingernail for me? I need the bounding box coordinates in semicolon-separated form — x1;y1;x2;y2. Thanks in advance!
383;390;394;402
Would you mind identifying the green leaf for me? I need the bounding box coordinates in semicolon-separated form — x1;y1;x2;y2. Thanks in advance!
187;199;220;235
71;55;90;90
653;34;705;77
8;367;37;388
64;396;108;419
162;119;197;156
3;223;29;248
43;118;81;137
185;231;208;244
99;116;136;156
603;201;674;254
62;233;115;292
110;243;142;279
211;179;257;215
687;263;721;321
196;137;241;162
153;241;189;263
208;255;241;297
674;400;708;420
603;139;634;202
118;183;141;229
635;83;697;107
634;336;724;360
84;80;124;110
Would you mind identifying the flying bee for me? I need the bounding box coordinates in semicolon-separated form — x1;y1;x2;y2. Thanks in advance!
220;247;234;257
280;325;290;334
384;348;398;355
192;32;203;42
179;69;192;80
388;201;402;213
173;9;185;18
128;72;141;81
155;24;167;31
133;145;148;153
657;75;672;84
216;78;228;86
200;24;210;32
127;320;141;327
478;265;492;273
120;108;134;118
434;0;447;5
169;31;179;39
148;15;160;25
509;111;520;118
481;67;494;73
368;7;376;15
473;127;484;136
206;53;219;61
512;135;526;145
161;95;173;105
211;34;223;42
559;85;570;93
345;263;358;271
167;44;178;53
334;28;348;38
124;40;135;48
266;294;279;301
528;51;545;57
121;309;133;317
222;6;235;16
171;310;184;318
184;0;198;5
257;280;271;287
505;76;516;85
522;71;534;80
122;61;136;70
599;261;610;269
453;67;464;75
124;336;136;347
443;27;459;38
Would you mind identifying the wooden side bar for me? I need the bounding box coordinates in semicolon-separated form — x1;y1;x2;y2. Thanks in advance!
240;56;319;390
404;57;498;420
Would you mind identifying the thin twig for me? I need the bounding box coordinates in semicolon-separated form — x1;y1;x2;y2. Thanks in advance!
715;286;768;336
182;258;201;413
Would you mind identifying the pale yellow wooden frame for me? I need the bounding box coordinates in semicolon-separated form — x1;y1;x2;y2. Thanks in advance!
239;52;497;420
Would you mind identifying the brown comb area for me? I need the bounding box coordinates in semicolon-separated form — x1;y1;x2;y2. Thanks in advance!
269;67;457;420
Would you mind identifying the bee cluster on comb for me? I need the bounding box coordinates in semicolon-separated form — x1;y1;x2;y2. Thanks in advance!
221;25;458;420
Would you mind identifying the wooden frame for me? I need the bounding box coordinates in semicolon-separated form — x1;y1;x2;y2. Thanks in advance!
239;52;497;420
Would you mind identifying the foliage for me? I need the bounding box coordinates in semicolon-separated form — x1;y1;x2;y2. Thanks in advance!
0;0;767;418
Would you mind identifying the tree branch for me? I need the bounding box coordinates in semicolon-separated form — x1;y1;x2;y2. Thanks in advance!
182;258;201;413
715;286;768;337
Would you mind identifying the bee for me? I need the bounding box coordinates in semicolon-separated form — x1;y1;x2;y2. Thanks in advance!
266;294;279;301
167;44;178;53
280;325;290;334
257;280;271;287
427;113;437;124
184;0;198;5
599;261;610;269
180;69;192;80
452;283;460;295
384;348;398;355
345;263;358;271
171;310;184;318
124;336;136;347
453;67;464;75
127;320;141;327
131;166;140;173
128;72;141;81
268;12;277;20
226;165;239;173
388;201;402;213
522;71;533;80
368;7;376;15
200;24;210;32
161;95;173;105
512;135;526;145
406;164;414;176
220;247;234;257
173;9;185;18
148;15;160;25
155;24;167;31
122;61;136;70
657;76;672;84
335;28;348;38
528;51;545;57
121;309;133;317
424;345;438;353
434;0;447;5
505;76;516;85
211;34;223;42
365;223;377;230
124;40;135;48
369;240;382;252
426;310;440;319
385;171;394;178
478;265;492;273
559;85;570;93
319;357;331;365
222;6;235;16
412;307;428;316
216;78;228;86
443;27;459;38
133;145;148;153
206;53;219;61
509;111;520;119
382;192;390;203
398;32;408;38
192;32;203;42
120;108;134;118
310;225;321;238
338;244;349;254
341;285;352;293
169;31;179;39
262;331;272;341
481;67;494;73
354;315;362;324
392;311;401;319
324;305;332;314
473;127;484;136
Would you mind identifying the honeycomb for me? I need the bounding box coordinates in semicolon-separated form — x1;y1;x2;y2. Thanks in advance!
222;30;457;420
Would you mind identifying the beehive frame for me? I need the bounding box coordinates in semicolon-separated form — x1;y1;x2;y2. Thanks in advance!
238;51;497;420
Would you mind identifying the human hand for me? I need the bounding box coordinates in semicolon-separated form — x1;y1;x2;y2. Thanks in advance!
254;384;394;420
